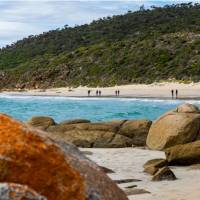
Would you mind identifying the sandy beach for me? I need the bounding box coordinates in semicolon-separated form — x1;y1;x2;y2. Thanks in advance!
83;147;200;200
2;82;200;99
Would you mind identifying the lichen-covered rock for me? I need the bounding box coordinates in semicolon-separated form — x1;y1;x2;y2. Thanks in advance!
0;114;128;200
119;119;152;146
0;183;46;200
27;116;56;130
152;166;176;181
146;104;200;150
165;140;200;165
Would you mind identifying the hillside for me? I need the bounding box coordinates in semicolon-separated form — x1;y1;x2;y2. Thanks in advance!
1;3;200;89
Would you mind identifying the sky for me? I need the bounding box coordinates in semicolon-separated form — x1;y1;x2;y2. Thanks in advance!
0;0;199;47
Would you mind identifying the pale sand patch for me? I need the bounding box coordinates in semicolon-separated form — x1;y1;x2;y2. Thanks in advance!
3;82;200;98
81;148;200;200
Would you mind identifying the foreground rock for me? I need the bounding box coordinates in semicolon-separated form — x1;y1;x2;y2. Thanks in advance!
0;183;46;200
152;167;177;181
146;103;200;150
0;114;128;200
165;140;200;165
28;117;152;148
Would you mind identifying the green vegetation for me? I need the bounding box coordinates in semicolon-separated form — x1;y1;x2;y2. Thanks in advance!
1;3;200;89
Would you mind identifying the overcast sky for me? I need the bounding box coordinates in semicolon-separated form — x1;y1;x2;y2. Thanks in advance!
0;0;198;47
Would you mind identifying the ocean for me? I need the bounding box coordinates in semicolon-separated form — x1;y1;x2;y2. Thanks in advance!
0;94;199;122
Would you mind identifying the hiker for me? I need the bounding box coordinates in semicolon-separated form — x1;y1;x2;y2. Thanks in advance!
176;89;178;99
96;90;99;96
88;90;91;96
171;89;174;99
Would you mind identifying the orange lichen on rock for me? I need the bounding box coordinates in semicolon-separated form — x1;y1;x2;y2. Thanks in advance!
0;114;86;200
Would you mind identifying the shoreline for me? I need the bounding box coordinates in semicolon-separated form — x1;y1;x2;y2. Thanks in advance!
2;93;200;101
2;82;200;100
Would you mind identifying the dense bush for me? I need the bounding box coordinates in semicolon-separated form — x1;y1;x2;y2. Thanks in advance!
0;3;200;89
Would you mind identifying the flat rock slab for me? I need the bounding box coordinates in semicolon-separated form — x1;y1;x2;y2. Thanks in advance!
125;188;151;196
125;185;137;189
99;166;115;174
115;179;142;184
81;150;93;155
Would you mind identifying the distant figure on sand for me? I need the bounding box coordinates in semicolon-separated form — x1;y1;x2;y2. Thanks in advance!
176;89;178;99
171;89;174;99
88;90;91;96
115;90;118;96
118;90;120;96
99;90;101;96
96;90;99;96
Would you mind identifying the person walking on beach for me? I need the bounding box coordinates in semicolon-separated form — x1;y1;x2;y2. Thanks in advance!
99;90;101;96
118;90;120;96
88;90;91;96
115;90;118;96
96;90;99;96
171;89;174;99
176;89;178;99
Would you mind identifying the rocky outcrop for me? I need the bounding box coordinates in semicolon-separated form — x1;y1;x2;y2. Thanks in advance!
0;114;128;200
27;116;56;130
165;140;200;166
119;119;152;146
0;183;46;200
28;117;152;148
146;103;200;150
60;119;91;125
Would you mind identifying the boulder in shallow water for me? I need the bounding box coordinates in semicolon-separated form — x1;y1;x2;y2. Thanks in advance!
0;114;128;200
165;140;200;166
146;104;200;150
27;116;56;130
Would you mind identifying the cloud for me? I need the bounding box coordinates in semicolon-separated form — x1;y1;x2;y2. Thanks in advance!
0;0;199;47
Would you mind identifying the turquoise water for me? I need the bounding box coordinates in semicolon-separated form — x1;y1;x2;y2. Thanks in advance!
0;94;199;122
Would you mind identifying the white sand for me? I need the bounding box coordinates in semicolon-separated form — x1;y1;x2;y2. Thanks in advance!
3;82;200;99
82;147;200;200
